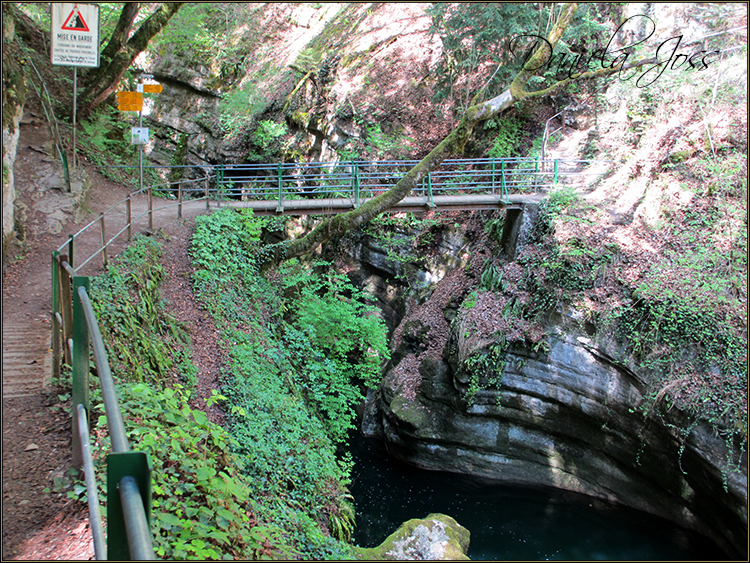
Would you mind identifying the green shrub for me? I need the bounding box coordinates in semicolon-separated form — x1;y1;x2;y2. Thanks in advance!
87;382;298;560
485;117;524;159
281;262;390;443
189;208;385;557
90;236;197;390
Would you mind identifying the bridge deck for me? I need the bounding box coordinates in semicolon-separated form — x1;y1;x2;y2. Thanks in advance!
219;193;545;216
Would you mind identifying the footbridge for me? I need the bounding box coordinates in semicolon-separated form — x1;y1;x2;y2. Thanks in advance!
211;157;608;215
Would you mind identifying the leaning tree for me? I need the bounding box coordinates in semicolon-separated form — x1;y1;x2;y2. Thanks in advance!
265;2;659;265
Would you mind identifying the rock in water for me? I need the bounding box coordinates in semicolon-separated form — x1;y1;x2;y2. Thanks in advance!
355;513;470;560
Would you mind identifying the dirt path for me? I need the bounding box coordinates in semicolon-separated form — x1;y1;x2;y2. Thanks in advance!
2;115;224;559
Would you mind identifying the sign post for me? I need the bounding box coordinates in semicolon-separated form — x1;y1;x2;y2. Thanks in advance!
117;75;162;194
51;3;100;170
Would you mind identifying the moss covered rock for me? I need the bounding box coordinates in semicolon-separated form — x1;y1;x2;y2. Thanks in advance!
355;513;470;560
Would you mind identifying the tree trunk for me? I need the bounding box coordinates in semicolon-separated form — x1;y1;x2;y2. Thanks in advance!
96;2;141;78
80;3;183;117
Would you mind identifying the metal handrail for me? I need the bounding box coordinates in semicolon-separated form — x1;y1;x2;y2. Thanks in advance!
76;403;106;559
57;173;212;271
52;256;155;560
78;285;130;453
213;157;608;203
56;158;610;273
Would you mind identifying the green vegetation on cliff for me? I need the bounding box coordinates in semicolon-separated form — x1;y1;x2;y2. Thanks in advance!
81;224;390;559
84;238;283;559
189;208;390;557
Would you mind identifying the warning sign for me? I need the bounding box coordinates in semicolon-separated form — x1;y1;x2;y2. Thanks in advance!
51;3;100;67
62;6;90;32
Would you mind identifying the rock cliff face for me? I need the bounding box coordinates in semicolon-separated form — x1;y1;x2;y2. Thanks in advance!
2;104;23;249
367;329;746;557
2;9;26;255
137;4;448;175
353;212;747;559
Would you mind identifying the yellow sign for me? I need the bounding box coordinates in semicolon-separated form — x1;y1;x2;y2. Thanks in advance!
117;91;142;101
117;91;143;111
142;84;162;93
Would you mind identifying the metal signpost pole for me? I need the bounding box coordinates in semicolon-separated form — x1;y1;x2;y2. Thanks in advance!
72;67;77;169
51;3;99;170
139;105;144;195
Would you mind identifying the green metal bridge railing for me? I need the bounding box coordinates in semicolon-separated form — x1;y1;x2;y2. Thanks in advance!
212;157;607;212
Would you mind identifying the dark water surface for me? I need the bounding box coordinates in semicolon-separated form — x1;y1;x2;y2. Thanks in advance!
348;433;728;560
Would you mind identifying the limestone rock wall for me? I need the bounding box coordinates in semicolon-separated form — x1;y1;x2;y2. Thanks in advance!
2;7;27;257
338;220;472;336
366;319;747;558
3;105;23;244
346;205;746;558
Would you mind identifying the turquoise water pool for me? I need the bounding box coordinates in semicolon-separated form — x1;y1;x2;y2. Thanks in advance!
349;433;727;560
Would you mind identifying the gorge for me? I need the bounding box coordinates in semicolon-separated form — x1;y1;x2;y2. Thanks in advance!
335;206;747;559
3;3;746;560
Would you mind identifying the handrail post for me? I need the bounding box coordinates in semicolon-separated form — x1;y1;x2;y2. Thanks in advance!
427;173;435;208
71;276;90;471
554;159;559;185
178;181;183;219
353;162;360;208
51;252;61;382
501;159;508;203
68;234;74;269
205;176;210;210
491;158;496;194
276;163;283;213
126;195;132;241
147;187;153;230
60;256;73;366
99;213;108;266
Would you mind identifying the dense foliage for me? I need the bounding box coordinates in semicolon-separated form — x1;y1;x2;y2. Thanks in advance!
190;208;390;555
102;383;297;560
82;222;390;559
